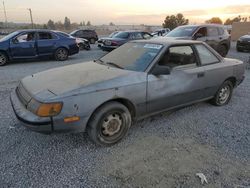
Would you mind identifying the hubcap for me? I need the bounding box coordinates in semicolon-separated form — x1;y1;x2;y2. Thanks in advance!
0;54;6;65
57;49;67;59
102;113;122;137
218;85;230;104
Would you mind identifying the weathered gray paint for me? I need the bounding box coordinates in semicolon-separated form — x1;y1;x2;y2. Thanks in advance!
11;39;245;133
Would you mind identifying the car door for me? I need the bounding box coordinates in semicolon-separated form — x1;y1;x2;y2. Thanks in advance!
37;31;58;56
206;26;220;50
193;27;207;42
194;44;229;98
147;45;206;114
10;31;37;58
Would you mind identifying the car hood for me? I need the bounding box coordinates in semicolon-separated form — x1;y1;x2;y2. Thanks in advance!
164;36;192;40
239;35;250;41
21;62;144;99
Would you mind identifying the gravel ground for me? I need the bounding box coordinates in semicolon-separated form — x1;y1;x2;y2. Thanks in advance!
0;43;249;188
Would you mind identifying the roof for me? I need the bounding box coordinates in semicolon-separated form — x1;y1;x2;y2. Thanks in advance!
134;37;203;46
15;29;58;33
178;24;224;28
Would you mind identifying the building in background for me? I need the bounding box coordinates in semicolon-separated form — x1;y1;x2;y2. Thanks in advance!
231;22;250;41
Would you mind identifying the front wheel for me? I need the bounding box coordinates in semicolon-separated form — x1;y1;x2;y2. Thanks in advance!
0;52;8;66
218;45;228;57
210;80;233;106
87;102;132;146
54;48;68;61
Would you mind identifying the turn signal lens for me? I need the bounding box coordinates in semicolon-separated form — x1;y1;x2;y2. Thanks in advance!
36;103;63;117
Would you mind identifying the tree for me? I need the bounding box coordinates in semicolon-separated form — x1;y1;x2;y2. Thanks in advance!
224;15;242;25
162;13;189;30
47;19;55;29
64;17;71;30
109;22;115;26
55;21;64;30
205;17;222;24
86;21;91;26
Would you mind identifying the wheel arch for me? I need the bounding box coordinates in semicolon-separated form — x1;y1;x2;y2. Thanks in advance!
86;97;137;128
0;50;9;61
224;76;237;87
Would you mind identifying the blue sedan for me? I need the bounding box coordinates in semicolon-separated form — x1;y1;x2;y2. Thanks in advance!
0;29;79;66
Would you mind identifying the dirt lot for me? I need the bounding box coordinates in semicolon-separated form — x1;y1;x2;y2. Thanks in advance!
0;43;250;188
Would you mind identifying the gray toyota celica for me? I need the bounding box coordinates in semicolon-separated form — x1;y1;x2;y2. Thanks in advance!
11;38;245;146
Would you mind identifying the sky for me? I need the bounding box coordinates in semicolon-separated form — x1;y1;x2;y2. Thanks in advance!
1;0;250;25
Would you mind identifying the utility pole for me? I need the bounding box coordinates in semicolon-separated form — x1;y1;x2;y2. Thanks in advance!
3;1;8;28
27;8;34;28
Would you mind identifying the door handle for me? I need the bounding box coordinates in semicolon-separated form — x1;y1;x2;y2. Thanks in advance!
197;72;205;78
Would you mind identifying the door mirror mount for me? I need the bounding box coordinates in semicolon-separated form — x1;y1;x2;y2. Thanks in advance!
193;33;204;40
151;65;171;76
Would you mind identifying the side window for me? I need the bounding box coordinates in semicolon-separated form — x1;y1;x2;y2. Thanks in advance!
142;32;152;39
16;32;35;42
38;32;53;40
158;46;197;68
76;31;83;37
207;27;219;36
218;27;225;35
195;44;219;65
195;27;207;37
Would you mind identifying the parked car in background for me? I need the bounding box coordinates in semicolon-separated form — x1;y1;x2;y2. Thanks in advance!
165;24;231;57
98;31;120;47
10;38;245;146
56;31;90;50
70;29;98;44
151;28;170;37
100;31;153;51
236;34;250;52
0;29;79;66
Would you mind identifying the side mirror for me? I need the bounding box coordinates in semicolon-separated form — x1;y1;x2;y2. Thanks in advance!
12;38;19;44
193;33;204;39
151;65;171;75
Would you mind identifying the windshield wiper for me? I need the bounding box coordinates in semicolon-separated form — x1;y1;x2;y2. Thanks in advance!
105;62;124;69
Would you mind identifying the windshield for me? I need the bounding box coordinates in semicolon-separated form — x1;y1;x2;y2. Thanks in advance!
166;26;197;37
100;42;163;72
112;32;129;39
0;31;19;42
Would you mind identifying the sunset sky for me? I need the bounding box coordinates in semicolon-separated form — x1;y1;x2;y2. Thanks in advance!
1;0;250;25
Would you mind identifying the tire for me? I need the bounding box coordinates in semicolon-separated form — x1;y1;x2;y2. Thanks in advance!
54;48;68;61
87;102;132;146
84;44;91;51
210;80;233;106
218;45;228;57
236;46;243;52
90;38;96;44
0;52;8;66
78;43;84;50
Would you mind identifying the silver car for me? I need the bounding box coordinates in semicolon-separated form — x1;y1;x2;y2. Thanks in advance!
11;38;245;146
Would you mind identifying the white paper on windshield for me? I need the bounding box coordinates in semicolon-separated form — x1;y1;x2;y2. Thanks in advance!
143;44;162;49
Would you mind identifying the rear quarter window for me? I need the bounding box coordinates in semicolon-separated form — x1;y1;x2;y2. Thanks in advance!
195;44;219;65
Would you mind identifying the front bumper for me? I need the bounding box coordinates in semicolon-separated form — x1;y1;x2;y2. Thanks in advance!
237;41;250;51
100;45;118;51
10;90;53;133
10;89;90;134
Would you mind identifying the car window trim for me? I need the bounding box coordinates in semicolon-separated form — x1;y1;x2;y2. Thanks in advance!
147;43;199;74
194;43;221;66
12;31;37;43
37;31;59;41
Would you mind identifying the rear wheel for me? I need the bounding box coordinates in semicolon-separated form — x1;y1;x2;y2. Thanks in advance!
54;48;68;61
87;102;132;146
0;52;8;66
210;80;233;106
218;45;228;57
